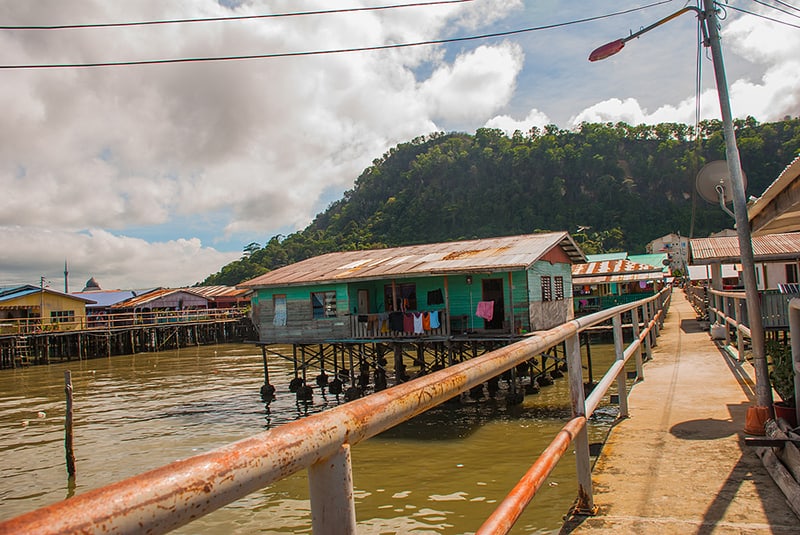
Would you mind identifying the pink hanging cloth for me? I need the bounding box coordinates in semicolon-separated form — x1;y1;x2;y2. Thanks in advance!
475;301;494;321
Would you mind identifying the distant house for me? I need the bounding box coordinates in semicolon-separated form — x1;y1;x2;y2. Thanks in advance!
647;233;689;273
572;259;667;314
687;264;741;293
0;285;95;333
189;286;252;309
689;232;800;291
111;288;209;314
239;232;586;344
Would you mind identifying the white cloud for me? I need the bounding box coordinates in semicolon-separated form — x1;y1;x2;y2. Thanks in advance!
420;42;524;124
1;2;797;289
0;226;239;289
484;108;551;135
0;0;522;286
566;11;800;127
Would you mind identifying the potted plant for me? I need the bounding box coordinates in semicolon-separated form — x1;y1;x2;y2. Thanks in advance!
766;339;797;427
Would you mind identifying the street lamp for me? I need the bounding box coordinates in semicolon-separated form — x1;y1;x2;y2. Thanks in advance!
590;0;772;433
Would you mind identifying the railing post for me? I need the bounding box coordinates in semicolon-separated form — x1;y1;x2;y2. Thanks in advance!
736;299;745;363
723;296;731;346
650;300;659;346
308;444;357;534
566;332;594;515
643;301;654;357
613;314;629;418
788;299;800;420
631;305;643;380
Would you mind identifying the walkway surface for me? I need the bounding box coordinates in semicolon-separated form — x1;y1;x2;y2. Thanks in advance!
561;291;798;534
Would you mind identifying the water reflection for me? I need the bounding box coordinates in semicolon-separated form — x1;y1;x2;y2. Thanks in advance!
0;342;623;534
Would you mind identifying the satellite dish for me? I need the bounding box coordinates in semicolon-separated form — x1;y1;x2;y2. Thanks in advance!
696;160;746;205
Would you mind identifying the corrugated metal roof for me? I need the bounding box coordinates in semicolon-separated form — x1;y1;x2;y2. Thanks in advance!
240;232;585;288
0;287;40;303
585;252;628;262
0;285;96;305
749;155;800;235
189;286;251;299
72;290;139;308
573;272;660;285
572;259;663;277
110;288;207;309
690;232;800;264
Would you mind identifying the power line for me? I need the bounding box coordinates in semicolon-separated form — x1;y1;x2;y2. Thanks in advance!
0;0;673;70
0;0;475;30
770;0;800;13
746;0;800;19
725;2;800;27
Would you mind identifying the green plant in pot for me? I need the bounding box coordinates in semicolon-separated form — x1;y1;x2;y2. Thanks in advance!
766;339;797;427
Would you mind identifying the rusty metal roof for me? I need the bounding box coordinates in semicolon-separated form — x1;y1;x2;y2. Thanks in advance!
690;232;800;264
749;155;800;235
189;286;251;299
240;232;585;288
111;288;207;309
572;259;665;285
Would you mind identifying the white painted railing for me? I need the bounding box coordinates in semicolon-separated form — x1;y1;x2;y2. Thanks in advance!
0;289;671;535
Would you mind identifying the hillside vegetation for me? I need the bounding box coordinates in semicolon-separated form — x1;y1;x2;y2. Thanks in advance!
203;118;800;285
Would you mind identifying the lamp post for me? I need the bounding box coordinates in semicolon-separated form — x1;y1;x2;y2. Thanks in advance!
589;0;772;432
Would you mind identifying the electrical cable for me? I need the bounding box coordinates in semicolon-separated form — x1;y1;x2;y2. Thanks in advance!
746;0;800;19
0;0;475;30
771;0;800;12
724;2;800;26
0;0;674;70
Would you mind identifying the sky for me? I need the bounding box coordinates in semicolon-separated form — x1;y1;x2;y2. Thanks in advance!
1;0;798;291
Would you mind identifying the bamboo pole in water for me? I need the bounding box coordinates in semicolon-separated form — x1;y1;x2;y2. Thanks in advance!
64;370;76;478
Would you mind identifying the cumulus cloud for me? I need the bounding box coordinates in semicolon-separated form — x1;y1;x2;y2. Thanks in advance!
420;42;524;124
1;2;797;289
0;0;520;287
566;10;800;127
0;226;238;289
484;108;551;135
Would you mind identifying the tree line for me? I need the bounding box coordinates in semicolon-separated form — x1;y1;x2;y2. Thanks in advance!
202;117;800;286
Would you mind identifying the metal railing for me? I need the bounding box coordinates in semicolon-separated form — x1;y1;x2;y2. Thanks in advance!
687;285;749;361
0;308;248;336
784;299;800;420
0;289;671;535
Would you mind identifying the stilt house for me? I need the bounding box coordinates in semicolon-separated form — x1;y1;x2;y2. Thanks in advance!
240;232;585;344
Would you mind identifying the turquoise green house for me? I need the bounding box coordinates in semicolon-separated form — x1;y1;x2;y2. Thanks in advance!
240;233;585;344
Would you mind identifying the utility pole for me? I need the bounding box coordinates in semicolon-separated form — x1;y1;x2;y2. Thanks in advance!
701;0;772;431
589;2;773;433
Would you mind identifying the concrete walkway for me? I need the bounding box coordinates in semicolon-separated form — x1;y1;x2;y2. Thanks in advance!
561;291;798;534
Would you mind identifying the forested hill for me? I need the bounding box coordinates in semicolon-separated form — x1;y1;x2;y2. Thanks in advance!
203;118;800;285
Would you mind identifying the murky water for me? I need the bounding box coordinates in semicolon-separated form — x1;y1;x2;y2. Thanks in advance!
0;342;624;534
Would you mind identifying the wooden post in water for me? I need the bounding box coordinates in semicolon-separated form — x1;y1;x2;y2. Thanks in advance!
64;370;76;478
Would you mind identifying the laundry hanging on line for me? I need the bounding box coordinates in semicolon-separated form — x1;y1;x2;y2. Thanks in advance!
475;300;494;321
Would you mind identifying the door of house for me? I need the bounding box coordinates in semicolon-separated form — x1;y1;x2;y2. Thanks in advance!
357;289;370;314
481;279;505;330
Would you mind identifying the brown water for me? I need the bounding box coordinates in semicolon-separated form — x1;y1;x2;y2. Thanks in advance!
0;342;624;534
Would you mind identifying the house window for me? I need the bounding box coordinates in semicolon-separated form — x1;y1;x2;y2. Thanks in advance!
311;291;337;319
384;283;417;311
50;310;75;323
541;276;552;302
273;294;287;326
786;264;798;284
554;276;564;300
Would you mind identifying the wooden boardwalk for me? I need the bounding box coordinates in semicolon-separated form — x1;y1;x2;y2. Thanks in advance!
561;291;798;534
